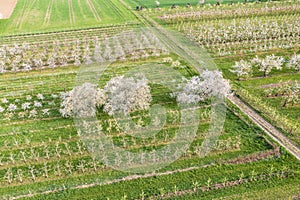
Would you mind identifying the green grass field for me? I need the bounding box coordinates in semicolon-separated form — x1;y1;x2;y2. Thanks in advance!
0;0;137;35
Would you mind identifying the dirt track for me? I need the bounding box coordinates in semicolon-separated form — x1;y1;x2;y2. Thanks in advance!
228;94;300;161
0;0;18;19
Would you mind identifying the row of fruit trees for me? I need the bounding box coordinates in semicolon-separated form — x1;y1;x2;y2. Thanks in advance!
0;30;169;73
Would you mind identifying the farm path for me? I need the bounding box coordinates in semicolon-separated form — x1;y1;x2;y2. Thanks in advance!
118;0;300;162
227;94;300;161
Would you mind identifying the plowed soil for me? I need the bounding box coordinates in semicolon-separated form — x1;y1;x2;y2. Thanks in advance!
0;0;18;19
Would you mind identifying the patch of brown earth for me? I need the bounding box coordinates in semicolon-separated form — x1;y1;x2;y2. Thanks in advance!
0;0;18;19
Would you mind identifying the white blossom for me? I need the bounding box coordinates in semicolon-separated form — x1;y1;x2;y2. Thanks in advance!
104;74;152;116
2;98;8;104
7;104;17;112
95;88;106;107
230;60;252;80
23;63;32;71
0;106;5;113
29;109;38;118
171;60;181;67
37;94;44;100
48;101;55;106
59;83;105;118
251;54;284;77
74;58;81;66
162;57;173;63
176;70;231;104
34;101;43;108
21;102;31;110
42;109;50;116
47;57;56;68
287;54;300;72
0;60;5;73
26;95;32;101
51;94;58;99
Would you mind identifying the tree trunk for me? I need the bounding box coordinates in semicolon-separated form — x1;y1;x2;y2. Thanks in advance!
282;99;288;107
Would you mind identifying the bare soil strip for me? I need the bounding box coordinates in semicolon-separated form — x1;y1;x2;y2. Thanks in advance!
0;0;18;19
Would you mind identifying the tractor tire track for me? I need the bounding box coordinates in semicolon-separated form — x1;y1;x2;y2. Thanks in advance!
227;94;300;161
77;0;87;19
43;0;54;26
13;0;28;29
18;0;38;30
86;0;101;22
68;0;76;24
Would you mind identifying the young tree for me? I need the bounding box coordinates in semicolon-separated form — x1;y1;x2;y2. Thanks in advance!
222;176;228;187
54;163;62;177
16;169;23;183
251;54;284;77
113;39;126;61
28;165;36;181
230;60;252;80
4;168;13;184
206;177;212;190
0;60;5;73
47;56;56;68
93;43;104;63
192;181;200;192
74;56;81;66
155;1;160;7
280;81;300;107
287;53;300;72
